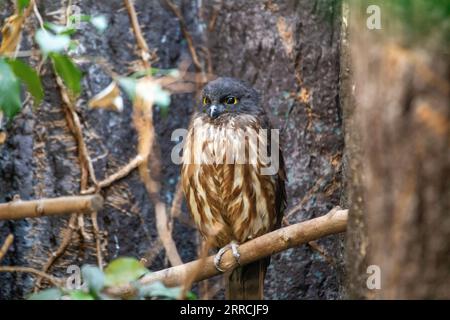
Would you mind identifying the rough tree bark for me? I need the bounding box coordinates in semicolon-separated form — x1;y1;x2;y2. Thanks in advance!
0;0;344;299
343;1;450;299
207;0;344;300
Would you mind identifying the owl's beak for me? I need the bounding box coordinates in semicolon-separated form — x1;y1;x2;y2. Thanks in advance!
208;104;225;119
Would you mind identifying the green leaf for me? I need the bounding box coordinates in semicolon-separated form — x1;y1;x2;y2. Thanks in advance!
104;257;149;287
7;58;44;106
17;0;30;14
43;22;76;36
28;288;62;300
0;58;21;119
50;53;82;96
68;14;92;25
138;282;196;300
69;290;95;300
90;15;108;33
35;29;70;56
117;77;137;102
81;265;105;295
185;291;197;300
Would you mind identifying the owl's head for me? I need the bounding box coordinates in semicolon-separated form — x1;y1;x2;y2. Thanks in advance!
200;77;261;119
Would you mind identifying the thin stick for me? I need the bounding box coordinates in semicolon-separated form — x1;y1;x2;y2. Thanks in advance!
169;180;184;219
179;237;212;299
283;176;326;225
32;1;45;29
162;0;203;73
0;266;63;287
82;155;144;194
57;76;98;188
91;211;103;269
0;234;14;261
135;93;183;266
106;208;348;296
0;195;104;220
124;0;183;267
53;22;101;266
308;240;336;266
124;0;152;68
34;214;77;291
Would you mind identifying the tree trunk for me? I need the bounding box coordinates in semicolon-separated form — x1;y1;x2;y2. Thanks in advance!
343;1;450;299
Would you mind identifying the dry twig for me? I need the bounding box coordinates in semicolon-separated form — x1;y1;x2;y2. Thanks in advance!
82;155;144;194
169;180;184;220
34;214;77;291
124;0;183;267
133;78;183;267
124;0;153;68
0;234;14;262
179;236;213;299
0;266;63;287
35;4;104;285
162;0;202;72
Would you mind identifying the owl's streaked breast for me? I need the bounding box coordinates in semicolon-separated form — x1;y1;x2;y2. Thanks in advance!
181;114;278;247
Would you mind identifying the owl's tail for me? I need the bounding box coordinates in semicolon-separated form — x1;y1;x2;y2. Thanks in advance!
225;258;269;300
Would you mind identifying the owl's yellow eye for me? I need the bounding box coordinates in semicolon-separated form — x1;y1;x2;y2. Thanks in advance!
224;96;238;105
202;97;210;105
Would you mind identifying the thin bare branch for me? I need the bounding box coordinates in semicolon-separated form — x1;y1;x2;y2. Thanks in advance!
123;0;184;267
169;180;184;219
32;1;45;29
0;234;14;262
91;211;103;269
34;214;77;291
57;76;98;188
180;237;212;299
124;0;153;68
0;266;63;288
162;0;203;74
82;155;144;194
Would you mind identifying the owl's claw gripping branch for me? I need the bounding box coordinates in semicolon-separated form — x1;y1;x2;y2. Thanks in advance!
214;241;241;272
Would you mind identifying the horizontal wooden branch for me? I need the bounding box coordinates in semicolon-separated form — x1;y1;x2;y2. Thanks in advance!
107;207;348;296
0;195;104;220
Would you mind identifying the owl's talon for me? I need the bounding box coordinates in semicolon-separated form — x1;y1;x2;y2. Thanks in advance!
230;241;241;265
214;241;241;273
214;246;228;272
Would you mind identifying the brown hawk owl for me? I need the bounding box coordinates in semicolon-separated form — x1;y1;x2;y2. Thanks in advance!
181;77;286;299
